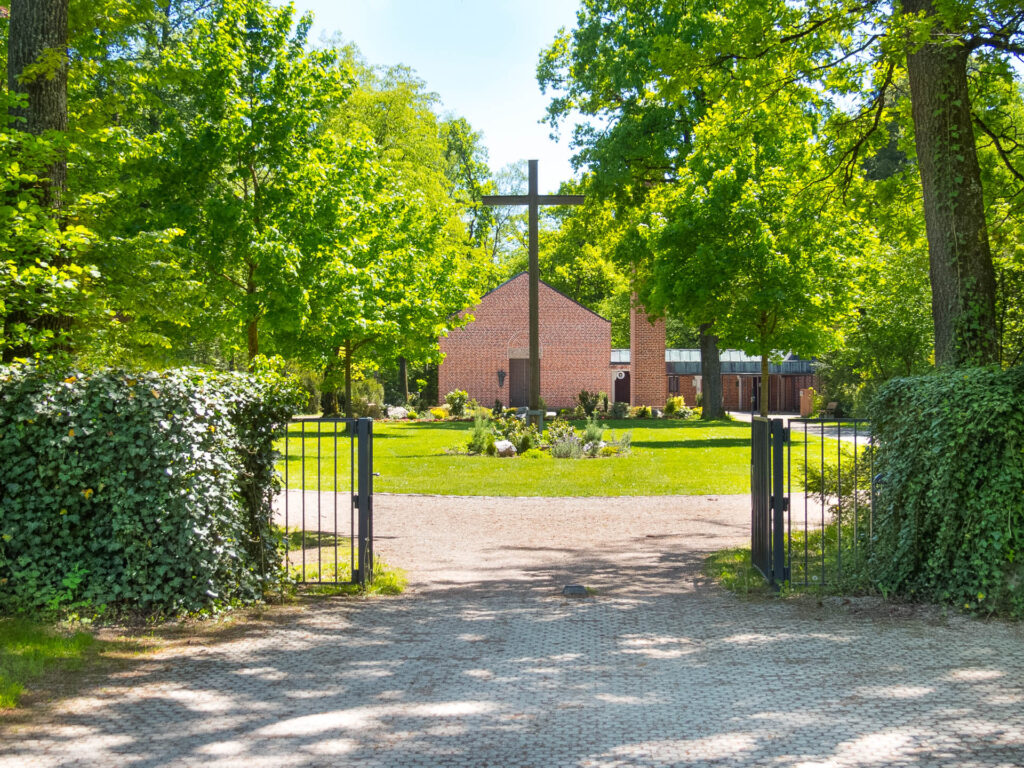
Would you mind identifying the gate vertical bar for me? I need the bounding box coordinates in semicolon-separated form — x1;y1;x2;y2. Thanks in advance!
356;417;374;587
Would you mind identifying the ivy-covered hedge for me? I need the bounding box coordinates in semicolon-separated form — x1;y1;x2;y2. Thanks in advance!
869;366;1024;617
0;364;303;616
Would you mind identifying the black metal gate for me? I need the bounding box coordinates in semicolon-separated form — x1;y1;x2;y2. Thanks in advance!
281;417;374;587
751;416;787;584
751;416;874;589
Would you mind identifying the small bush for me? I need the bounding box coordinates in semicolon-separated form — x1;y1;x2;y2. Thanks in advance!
665;396;694;419
583;415;604;445
577;390;601;417
618;431;633;453
445;389;469;416
0;363;303;617
546;419;582;459
520;448;546;459
869;367;1024;617
406;409;419;419
429;407;447;420
630;405;652;419
491;414;538;454
351;377;384;417
466;415;491;454
609;401;629;419
493;399;504;416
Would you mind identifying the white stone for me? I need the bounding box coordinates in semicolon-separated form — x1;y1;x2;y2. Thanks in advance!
494;439;517;457
387;406;409;420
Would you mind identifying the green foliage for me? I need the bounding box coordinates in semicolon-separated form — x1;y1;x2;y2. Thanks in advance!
466;414;491;455
548;423;583;458
445;389;469;417
665;396;693;419
577;390;601;417
583;415;604;446
428;407;447;421
0;363;303;617
868;367;1024;617
610;401;629;419
491;414;539;454
630;405;652;419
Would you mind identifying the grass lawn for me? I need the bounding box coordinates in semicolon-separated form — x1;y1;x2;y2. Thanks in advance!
279;418;768;496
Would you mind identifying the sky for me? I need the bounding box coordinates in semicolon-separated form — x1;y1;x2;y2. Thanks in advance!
286;0;584;193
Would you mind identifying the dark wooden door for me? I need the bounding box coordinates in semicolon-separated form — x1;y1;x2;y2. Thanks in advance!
613;371;630;404
509;358;529;407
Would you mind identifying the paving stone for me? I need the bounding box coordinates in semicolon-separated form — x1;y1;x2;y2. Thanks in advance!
2;493;1022;767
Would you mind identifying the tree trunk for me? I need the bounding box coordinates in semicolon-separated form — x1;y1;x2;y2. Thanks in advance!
759;355;770;418
3;0;70;362
398;356;409;404
344;341;354;419
245;260;259;362
7;0;68;203
902;0;998;366
698;323;724;420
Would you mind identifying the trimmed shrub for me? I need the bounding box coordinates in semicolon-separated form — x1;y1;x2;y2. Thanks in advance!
429;407;447;420
868;367;1024;617
630;405;652;419
0;363;303;617
609;401;629;419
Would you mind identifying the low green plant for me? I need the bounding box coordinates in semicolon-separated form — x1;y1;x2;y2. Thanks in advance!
466;414;491;454
547;419;583;458
582;415;605;456
491;414;539;454
610;401;629;419
406;409;419;419
630;405;652;419
429;406;447;420
0;619;97;708
618;431;633;453
577;390;601;417
445;389;469;416
665;396;694;419
520;448;546;459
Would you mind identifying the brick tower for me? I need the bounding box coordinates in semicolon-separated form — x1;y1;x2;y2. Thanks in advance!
630;299;667;408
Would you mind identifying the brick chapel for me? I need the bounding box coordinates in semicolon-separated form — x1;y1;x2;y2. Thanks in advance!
438;272;816;411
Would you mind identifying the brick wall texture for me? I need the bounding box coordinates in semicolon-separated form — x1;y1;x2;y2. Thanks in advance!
438;273;611;409
630;301;667;408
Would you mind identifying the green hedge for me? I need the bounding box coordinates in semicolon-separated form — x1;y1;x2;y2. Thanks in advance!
0;364;302;616
869;367;1024;617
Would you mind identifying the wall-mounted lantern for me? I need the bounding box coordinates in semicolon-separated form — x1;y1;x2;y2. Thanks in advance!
497;369;506;387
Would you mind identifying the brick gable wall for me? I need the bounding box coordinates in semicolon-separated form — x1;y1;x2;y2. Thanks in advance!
630;302;667;408
438;274;611;408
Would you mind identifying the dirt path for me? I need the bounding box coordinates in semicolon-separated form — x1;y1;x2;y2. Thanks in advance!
4;494;1023;768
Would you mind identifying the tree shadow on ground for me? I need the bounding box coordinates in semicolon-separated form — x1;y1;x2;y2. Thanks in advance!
6;543;1024;767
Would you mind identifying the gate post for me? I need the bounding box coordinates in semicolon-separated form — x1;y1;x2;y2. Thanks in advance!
770;419;788;584
355;417;374;587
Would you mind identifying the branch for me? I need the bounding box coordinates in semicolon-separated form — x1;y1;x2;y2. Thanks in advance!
972;112;1024;185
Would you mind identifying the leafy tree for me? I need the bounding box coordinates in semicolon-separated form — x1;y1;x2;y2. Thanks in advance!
640;102;861;417
541;0;1024;368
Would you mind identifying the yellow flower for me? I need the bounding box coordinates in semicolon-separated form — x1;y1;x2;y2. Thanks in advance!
59;508;68;515
68;429;74;437
63;376;77;384
81;488;94;500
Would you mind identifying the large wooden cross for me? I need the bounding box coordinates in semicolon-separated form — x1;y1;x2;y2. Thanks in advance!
483;159;584;415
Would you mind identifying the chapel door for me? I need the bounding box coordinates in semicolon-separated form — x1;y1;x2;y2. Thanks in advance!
509;358;529;407
614;371;630;404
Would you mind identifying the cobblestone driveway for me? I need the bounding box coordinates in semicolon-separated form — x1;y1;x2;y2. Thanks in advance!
3;493;1023;767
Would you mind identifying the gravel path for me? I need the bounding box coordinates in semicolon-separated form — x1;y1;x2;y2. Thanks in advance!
3;493;1023;768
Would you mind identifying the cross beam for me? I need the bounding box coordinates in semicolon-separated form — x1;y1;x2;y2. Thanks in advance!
482;159;584;415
